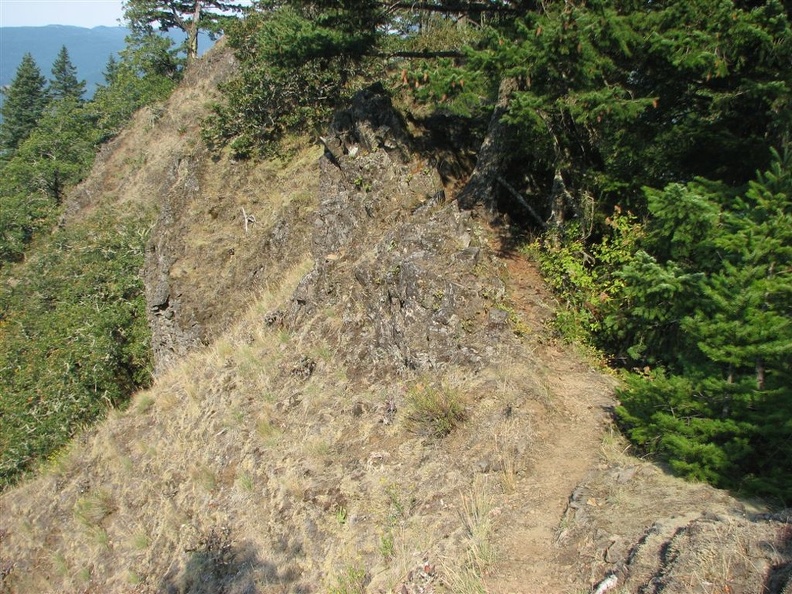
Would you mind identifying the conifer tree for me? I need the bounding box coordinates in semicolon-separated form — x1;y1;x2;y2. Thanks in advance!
0;54;48;155
4;98;98;205
49;46;86;102
102;54;121;86
614;152;792;497
687;151;792;391
122;0;244;61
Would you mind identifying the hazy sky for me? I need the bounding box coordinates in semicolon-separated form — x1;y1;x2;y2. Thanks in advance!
0;0;125;28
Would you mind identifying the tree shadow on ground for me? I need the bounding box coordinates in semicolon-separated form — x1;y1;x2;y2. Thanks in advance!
763;521;792;594
158;526;309;594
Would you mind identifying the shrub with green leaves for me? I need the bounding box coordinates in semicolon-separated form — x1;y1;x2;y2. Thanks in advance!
203;5;377;158
0;208;152;488
526;208;643;346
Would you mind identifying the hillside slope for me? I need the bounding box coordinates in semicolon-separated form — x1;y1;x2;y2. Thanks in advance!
1;43;791;594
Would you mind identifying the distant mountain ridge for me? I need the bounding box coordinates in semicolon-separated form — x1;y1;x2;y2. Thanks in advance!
0;25;212;98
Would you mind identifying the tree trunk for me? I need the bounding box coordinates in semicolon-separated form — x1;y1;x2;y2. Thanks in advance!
756;358;765;391
456;77;517;212
187;1;201;62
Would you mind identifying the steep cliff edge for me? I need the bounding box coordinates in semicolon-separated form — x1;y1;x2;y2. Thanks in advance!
1;43;790;594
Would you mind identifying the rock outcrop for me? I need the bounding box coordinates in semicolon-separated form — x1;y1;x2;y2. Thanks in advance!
1;46;790;594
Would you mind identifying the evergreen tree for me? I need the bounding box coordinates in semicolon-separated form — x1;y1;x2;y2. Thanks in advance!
122;0;244;61
447;0;792;227
102;54;121;86
614;152;792;498
0;54;48;155
687;151;792;391
202;3;380;156
49;46;86;102
4;98;99;205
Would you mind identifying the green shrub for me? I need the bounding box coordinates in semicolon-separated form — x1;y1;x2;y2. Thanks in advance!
0;208;152;488
202;6;376;158
525;208;642;346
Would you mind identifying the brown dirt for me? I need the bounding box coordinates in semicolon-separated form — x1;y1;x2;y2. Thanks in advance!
479;245;617;594
467;238;790;594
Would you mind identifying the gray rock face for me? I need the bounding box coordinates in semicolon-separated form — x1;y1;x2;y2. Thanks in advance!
139;82;517;382
282;86;514;380
141;140;319;373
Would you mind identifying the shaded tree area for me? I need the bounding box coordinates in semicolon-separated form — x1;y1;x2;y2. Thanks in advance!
201;0;515;157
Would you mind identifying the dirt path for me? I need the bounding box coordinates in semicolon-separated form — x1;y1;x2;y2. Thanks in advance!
482;251;616;594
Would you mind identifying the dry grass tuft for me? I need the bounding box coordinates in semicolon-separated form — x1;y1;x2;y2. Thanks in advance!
494;420;531;493
405;381;467;437
444;476;495;594
328;564;368;594
74;489;115;528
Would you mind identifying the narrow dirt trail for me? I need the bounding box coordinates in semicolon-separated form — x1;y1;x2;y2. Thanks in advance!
482;251;616;594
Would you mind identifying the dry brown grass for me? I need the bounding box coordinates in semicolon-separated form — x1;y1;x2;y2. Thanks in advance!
442;476;495;594
5;39;764;594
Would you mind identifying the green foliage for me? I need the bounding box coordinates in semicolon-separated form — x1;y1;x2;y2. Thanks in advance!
527;208;643;344
0;97;99;266
4;98;100;204
497;0;792;499
613;152;792;499
0;189;55;266
91;31;182;139
203;5;376;157
387;16;492;117
0;33;178;268
49;45;86;102
0;208;153;488
0;53;48;155
123;0;244;59
397;55;491;118
467;0;792;226
0;30;172;489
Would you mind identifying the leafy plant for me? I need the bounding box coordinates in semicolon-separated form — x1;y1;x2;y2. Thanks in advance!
526;207;643;346
202;5;377;158
0;208;152;488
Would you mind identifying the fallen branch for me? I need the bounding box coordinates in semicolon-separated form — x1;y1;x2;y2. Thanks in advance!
496;175;547;229
241;207;256;234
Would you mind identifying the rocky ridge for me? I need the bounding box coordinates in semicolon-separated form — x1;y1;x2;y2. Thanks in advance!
0;44;790;594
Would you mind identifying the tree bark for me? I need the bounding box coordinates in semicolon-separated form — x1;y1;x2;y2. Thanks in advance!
756;358;765;391
187;1;201;62
455;77;517;212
